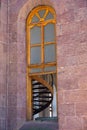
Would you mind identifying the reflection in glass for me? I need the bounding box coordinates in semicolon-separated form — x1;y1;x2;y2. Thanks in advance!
30;26;41;44
30;47;41;64
44;66;56;72
44;23;55;42
31;15;39;23
45;44;56;63
30;68;42;73
45;11;54;20
38;10;46;18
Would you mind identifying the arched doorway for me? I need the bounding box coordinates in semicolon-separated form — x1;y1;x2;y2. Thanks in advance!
26;5;57;120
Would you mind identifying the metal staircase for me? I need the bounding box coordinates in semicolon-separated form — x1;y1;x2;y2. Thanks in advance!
31;74;53;115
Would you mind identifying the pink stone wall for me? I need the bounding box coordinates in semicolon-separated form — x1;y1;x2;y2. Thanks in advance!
0;0;87;130
0;0;8;130
57;0;87;130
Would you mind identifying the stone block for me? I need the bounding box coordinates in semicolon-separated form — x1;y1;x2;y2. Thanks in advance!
64;90;87;103
0;32;8;43
64;116;82;130
0;94;6;107
0;107;6;118
76;103;87;116
74;0;87;8
61;21;80;35
0;119;6;130
58;9;74;24
9;71;17;86
8;94;17;107
58;77;78;90
58;90;64;104
78;76;87;90
17;107;26;119
58;104;75;116
9;43;17;63
74;7;87;22
83;117;87;130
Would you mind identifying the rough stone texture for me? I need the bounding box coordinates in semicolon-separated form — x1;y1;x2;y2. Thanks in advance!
0;0;87;130
57;1;87;130
0;1;8;130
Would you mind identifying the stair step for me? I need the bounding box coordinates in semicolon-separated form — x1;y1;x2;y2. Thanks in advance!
33;91;50;94
33;100;49;102
32;82;41;85
32;77;53;115
33;87;47;90
33;104;43;107
33;95;52;98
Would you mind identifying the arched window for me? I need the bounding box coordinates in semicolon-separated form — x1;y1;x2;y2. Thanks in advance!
26;6;57;120
27;6;56;74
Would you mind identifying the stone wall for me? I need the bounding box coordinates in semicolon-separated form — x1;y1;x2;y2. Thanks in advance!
0;0;8;130
0;0;87;130
7;0;54;130
57;0;87;130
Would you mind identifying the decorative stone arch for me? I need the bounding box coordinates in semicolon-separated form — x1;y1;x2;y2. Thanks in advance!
16;0;58;128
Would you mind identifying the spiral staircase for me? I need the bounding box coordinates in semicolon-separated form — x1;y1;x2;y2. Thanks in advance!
19;74;58;130
31;74;53;116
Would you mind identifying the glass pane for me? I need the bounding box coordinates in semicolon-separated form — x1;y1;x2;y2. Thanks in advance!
38;10;46;18
30;68;42;73
30;47;41;64
44;23;55;42
45;11;54;20
44;66;56;72
31;15;39;23
45;44;56;63
30;26;41;44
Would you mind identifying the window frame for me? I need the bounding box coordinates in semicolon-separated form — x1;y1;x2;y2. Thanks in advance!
26;5;57;120
26;5;57;76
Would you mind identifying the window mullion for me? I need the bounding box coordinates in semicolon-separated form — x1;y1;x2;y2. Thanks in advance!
28;26;31;65
41;24;44;66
